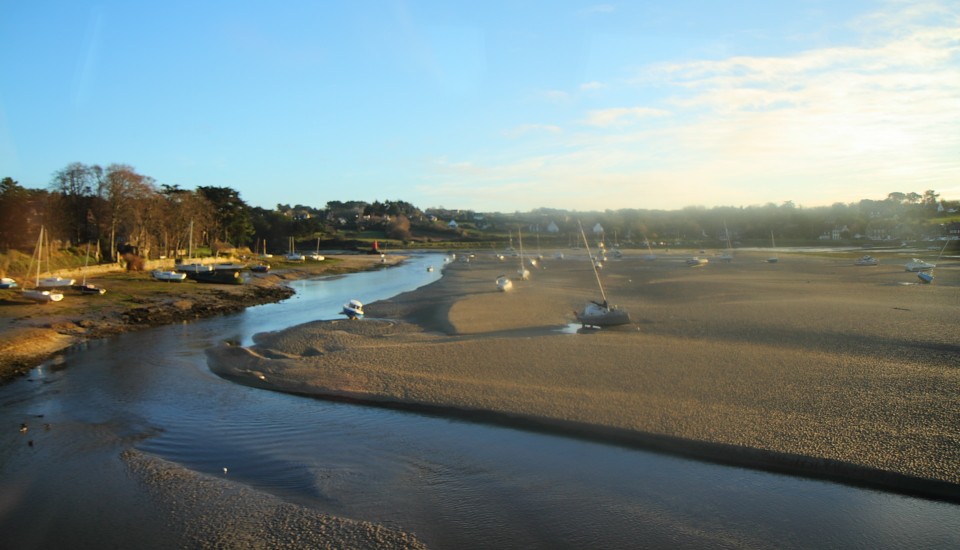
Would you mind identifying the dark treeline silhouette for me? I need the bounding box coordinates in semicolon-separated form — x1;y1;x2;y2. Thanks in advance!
1;164;957;262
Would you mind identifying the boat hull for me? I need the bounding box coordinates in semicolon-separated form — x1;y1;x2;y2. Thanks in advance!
576;303;631;328
190;270;243;284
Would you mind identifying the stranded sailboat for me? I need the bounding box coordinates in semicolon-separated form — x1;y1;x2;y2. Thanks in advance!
575;221;630;328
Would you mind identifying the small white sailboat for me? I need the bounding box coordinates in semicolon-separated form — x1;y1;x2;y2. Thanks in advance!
854;255;879;266
496;275;513;292
642;235;657;261
285;236;304;261
904;258;935;272
342;299;364;319
718;223;734;262
575;221;630;328
22;226;64;303
517;227;530;280
0;277;18;289
308;237;325;261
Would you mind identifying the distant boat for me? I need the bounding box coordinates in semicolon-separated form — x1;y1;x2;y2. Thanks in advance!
517;227;530;280
250;263;270;273
905;258;935;272
22;226;64;303
686;257;708;267
496;275;513;292
575;221;630;329
426;265;434;272
152;270;187;282
642;235;657;261
176;263;212;274
917;271;934;284
192;269;243;285
0;277;18;289
718;223;734;262
342;299;364;319
854;255;879;266
308;238;325;261
285;236;304;261
767;231;779;263
71;242;106;294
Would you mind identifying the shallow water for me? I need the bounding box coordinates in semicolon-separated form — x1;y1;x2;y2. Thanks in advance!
1;254;958;549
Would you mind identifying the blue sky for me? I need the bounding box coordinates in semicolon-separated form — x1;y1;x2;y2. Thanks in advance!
2;1;958;212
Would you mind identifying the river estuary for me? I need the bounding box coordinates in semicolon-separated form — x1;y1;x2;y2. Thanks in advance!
1;254;958;548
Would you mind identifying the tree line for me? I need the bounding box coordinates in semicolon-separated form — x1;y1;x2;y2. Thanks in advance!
1;162;956;263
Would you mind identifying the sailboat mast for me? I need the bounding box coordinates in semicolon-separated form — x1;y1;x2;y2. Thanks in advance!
578;221;608;304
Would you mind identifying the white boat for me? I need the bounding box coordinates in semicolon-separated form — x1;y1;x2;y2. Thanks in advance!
854;255;879;266
38;276;74;288
308;238;325;261
176;263;212;273
342;299;364;319
0;277;18;289
426;266;434;272
285;236;304;261
575;221;631;328
22;226;64;303
686;257;708;267
905;259;935;272
718;223;734;262
152;270;187;282
517;227;530;280
496;275;513;292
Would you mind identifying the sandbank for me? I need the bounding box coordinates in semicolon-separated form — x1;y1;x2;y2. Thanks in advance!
209;249;960;501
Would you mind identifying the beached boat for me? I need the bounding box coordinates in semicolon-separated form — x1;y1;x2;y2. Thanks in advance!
0;277;18;289
767;231;779;263
250;263;270;273
854;255;879;266
904;258;935;272
152;270;187;282
718;223;734;262
176;263;212;274
917;271;934;284
192;269;243;284
575;221;630;329
686;257;708;267
517;227;530;280
22;227;64;303
308;238;325;261
496;275;513;292
38;276;75;288
342;299;364;319
71;242;106;294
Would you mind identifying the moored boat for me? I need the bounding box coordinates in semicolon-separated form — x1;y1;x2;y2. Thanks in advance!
496;275;513;292
854;255;879;266
191;269;243;284
917;271;934;284
905;258;935;272
0;277;18;289
152;270;187;282
575;221;631;329
342;299;364;319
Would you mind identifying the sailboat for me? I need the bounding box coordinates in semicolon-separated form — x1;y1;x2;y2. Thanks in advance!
766;231;779;263
285;236;304;261
642;234;657;261
914;241;949;284
496;274;513;292
23;226;64;303
308;237;325;261
71;242;106;294
575;221;630;328
718;223;734;262
177;221;212;274
517;227;530;280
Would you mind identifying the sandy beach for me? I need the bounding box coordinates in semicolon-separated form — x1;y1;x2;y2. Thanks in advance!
209;249;960;500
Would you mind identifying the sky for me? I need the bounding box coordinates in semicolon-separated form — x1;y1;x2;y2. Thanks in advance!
1;0;958;212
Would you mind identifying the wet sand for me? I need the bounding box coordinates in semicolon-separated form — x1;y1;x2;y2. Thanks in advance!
209;249;960;501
